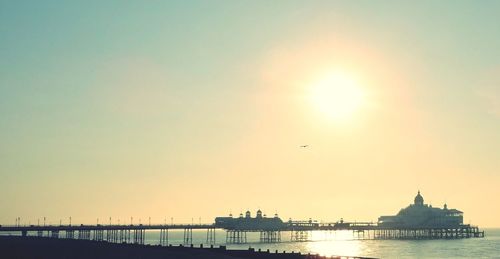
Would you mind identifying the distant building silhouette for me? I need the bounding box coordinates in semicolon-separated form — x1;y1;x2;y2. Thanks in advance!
215;210;285;230
378;191;463;228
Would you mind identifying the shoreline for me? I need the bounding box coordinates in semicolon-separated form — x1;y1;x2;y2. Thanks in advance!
0;236;374;259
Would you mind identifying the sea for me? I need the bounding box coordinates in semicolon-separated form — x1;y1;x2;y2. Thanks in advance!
140;228;500;258
2;228;499;258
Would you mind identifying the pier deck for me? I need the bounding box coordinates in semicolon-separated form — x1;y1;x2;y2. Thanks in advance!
0;222;484;245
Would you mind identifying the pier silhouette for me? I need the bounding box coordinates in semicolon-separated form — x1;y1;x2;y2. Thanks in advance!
0;219;484;245
0;192;484;245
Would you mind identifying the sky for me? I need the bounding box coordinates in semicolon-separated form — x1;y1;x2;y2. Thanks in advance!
0;1;499;227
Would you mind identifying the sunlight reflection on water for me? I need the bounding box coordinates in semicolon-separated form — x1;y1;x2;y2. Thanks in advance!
307;239;362;258
307;230;362;257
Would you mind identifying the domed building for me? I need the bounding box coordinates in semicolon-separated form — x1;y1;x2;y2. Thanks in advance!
378;191;464;228
414;190;424;206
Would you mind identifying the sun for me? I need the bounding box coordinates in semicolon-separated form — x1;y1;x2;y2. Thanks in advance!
309;71;365;122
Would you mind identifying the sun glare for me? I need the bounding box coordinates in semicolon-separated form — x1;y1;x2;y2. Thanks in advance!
309;71;365;122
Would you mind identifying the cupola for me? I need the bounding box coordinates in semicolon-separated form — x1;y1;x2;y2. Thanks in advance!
414;190;424;206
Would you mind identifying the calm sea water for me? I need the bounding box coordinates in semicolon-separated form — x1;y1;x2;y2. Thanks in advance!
3;228;499;258
141;228;500;258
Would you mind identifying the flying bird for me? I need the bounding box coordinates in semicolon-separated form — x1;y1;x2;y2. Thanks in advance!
300;145;309;148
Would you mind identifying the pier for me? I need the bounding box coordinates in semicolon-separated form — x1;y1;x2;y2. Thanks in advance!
0;221;484;245
0;192;485;244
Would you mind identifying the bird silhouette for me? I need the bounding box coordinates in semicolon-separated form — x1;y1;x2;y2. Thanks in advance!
300;145;309;148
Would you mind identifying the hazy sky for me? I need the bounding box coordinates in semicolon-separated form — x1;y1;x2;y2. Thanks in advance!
1;1;499;227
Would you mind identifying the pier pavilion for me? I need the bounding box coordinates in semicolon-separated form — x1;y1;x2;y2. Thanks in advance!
378;191;463;228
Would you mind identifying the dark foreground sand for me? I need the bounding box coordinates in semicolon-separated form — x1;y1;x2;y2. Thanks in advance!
0;236;371;259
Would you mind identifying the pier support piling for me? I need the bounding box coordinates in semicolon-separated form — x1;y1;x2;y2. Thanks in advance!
65;230;74;239
260;231;281;243
93;229;104;241
206;227;215;245
183;227;193;245
226;230;247;244
290;230;310;242
50;230;59;239
133;229;145;244
159;228;169;246
78;230;91;240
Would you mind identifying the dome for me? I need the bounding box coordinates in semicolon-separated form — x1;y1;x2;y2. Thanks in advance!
256;210;263;218
245;210;251;218
414;191;424;206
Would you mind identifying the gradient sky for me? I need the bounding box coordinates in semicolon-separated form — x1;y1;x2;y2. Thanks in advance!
1;1;499;227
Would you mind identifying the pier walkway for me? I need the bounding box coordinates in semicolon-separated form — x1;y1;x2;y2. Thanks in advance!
0;221;484;245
